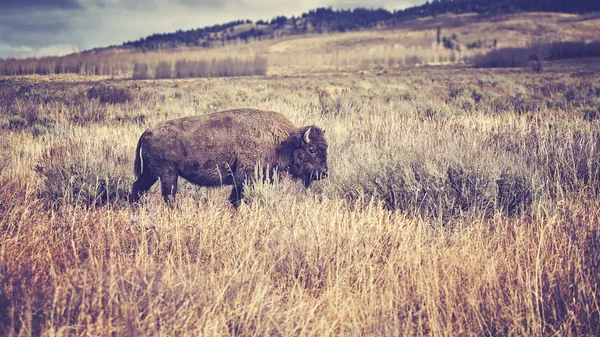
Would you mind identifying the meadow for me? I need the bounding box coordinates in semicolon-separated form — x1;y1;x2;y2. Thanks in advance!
1;12;600;337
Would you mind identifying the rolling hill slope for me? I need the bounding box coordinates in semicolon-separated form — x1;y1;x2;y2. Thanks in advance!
122;0;600;51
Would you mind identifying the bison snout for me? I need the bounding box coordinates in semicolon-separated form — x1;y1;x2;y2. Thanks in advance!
313;170;328;180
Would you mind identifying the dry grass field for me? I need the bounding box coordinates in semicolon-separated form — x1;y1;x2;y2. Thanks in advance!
1;13;600;337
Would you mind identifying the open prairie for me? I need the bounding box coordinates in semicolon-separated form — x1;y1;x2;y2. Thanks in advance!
2;13;600;337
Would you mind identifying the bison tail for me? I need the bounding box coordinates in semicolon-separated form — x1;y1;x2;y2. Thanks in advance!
134;133;145;177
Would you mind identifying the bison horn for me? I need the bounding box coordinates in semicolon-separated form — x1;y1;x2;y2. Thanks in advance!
303;127;312;144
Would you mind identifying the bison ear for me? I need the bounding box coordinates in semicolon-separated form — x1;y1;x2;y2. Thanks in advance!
303;127;312;144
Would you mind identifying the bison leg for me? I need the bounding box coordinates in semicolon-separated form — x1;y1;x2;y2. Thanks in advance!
130;173;158;203
229;183;245;207
159;172;179;205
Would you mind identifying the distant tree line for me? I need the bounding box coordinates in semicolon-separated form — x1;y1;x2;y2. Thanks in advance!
124;19;253;50
123;0;600;51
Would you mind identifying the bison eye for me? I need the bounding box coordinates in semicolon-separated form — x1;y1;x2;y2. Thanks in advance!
308;148;317;155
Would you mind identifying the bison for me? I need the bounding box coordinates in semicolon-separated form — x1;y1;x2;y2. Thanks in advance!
130;108;328;206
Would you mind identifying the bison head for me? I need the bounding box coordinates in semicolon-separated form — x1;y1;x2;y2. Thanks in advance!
288;126;329;186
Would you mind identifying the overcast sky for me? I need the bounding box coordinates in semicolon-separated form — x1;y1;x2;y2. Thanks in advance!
0;0;424;59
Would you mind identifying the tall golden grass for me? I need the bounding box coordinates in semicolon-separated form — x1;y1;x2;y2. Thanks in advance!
1;58;600;335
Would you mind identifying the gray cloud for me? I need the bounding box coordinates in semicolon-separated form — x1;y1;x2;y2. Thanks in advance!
0;10;76;46
85;0;243;10
179;0;240;8
0;0;83;10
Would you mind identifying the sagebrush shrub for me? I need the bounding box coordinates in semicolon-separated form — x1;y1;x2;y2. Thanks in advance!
69;96;107;125
580;107;599;121
317;89;361;117
30;125;47;137
35;140;132;208
115;113;147;125
87;84;133;105
334;156;538;221
7;116;27;131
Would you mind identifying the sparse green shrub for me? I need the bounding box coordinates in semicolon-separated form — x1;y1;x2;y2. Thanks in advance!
538;82;567;98
400;92;414;102
35;140;132;207
442;35;458;50
87;84;133;105
30;125;47;137
416;104;451;119
565;83;595;107
69;97;107;125
19;106;40;125
8;116;27;131
115;113;147;125
424;106;438;118
471;89;483;104
448;87;465;100
466;40;483;49
460;99;474;112
581;107;599;121
447;86;482;112
509;92;541;114
546;100;567;110
446;86;479;112
7;83;68;107
317;88;361;117
0;90;58;132
16;105;56;129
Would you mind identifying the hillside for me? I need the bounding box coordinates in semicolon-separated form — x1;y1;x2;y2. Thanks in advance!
123;0;600;51
2;11;599;78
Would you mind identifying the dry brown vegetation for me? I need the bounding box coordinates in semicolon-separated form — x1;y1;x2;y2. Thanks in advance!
0;47;268;79
2;57;600;335
2;13;600;336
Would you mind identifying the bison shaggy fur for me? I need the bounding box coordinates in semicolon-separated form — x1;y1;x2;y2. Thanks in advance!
130;108;328;206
